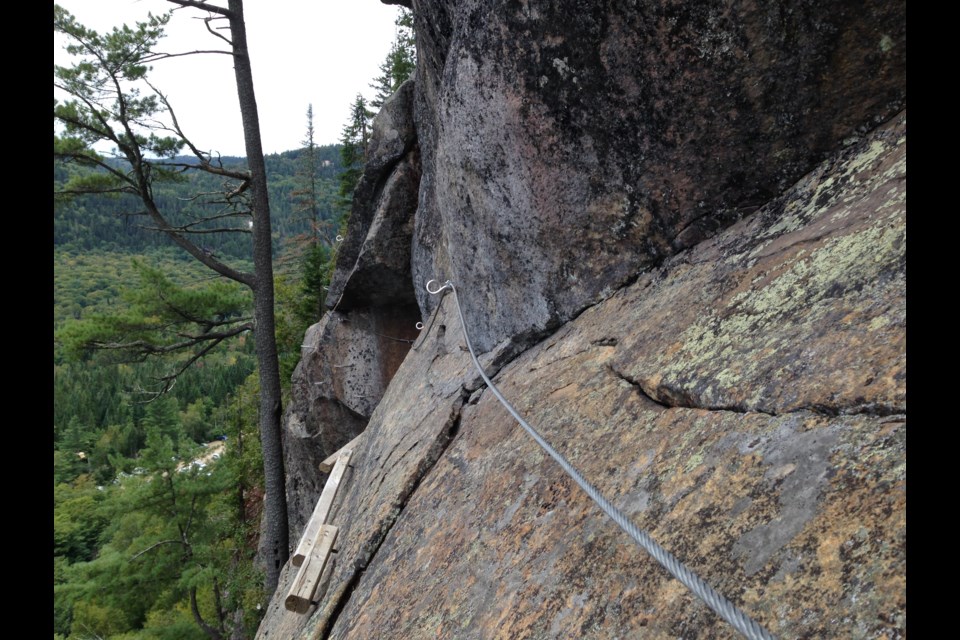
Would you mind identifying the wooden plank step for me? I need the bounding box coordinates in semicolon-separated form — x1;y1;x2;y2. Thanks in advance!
319;432;364;473
284;524;339;614
292;450;352;567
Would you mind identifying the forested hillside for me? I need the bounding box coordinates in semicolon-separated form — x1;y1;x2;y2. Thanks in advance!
54;145;345;474
53;3;416;637
53;147;344;638
54;147;343;257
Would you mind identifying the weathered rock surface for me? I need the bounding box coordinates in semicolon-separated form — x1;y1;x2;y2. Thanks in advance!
331;149;421;310
262;297;478;639
326;80;419;311
282;306;421;538
411;0;906;353
262;2;906;637
281;78;422;540
321;110;904;640
260;108;905;638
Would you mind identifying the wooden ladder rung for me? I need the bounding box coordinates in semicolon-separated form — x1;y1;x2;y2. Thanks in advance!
319;432;365;473
284;524;338;614
292;450;353;567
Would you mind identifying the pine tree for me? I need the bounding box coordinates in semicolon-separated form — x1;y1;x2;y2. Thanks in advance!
143;395;185;452
289;104;333;323
337;94;373;212
55;1;290;596
370;8;417;110
292;104;322;245
60;428;235;639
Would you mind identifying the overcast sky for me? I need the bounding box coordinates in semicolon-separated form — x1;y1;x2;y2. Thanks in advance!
54;0;404;156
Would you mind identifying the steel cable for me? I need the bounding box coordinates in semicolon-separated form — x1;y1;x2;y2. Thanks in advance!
425;279;776;640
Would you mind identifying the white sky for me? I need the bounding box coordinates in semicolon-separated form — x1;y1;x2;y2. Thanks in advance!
54;0;403;156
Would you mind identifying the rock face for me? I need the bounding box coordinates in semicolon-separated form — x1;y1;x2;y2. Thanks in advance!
282;305;421;537
411;0;906;353
281;79;421;540
326;80;419;312
264;2;905;638
263;111;905;639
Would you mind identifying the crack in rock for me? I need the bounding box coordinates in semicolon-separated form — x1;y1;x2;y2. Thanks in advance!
607;364;904;419
314;397;467;640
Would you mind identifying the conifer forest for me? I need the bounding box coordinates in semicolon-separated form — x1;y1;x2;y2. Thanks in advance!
53;3;416;638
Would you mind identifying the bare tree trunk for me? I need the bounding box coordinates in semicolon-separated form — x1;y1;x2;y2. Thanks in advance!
225;0;289;596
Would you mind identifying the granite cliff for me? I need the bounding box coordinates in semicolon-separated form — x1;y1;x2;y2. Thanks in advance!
262;1;905;638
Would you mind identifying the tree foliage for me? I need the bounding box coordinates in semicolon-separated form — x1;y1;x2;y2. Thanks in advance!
281;105;336;329
54;4;253;286
337;7;415;225
55;371;265;640
56;407;262;640
58;260;253;397
337;94;373;212
54;0;289;601
370;8;416;110
54;2;417;636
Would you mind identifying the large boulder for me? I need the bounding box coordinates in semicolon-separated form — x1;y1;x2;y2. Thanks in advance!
411;0;906;353
326;79;419;311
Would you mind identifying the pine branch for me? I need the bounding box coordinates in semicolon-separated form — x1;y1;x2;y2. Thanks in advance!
142;49;234;62
142;225;251;234
53;150;137;191
131;538;186;561
190;586;225;640
203;15;234;48
90;322;253;355
167;0;235;19
138;198;255;287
